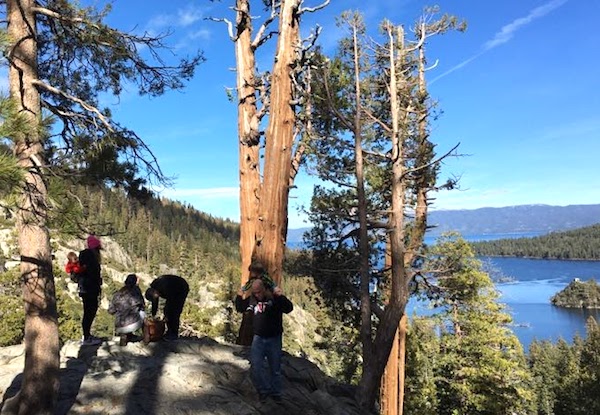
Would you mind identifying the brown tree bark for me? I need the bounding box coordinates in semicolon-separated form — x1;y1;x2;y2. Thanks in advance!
233;0;265;346
381;328;399;415
398;314;407;415
2;1;60;414
381;247;409;415
253;0;300;285
235;0;261;287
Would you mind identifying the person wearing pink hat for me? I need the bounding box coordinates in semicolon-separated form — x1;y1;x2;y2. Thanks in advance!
78;234;104;345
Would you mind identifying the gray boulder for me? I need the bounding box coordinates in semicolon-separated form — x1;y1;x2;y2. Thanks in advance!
0;337;368;415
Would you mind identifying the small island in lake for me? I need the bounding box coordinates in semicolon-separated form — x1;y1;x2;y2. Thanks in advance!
551;278;600;309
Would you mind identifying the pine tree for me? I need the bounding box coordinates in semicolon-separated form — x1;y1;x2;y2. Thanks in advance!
427;234;534;415
404;316;440;414
528;340;560;415
209;0;329;344
578;318;600;414
2;1;202;413
304;9;463;411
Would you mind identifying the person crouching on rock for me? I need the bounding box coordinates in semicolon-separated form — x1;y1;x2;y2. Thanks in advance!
145;275;189;341
108;274;145;346
235;278;293;403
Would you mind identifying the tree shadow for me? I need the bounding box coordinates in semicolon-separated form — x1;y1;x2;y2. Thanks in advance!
3;336;367;415
55;341;103;415
123;339;174;415
0;340;103;414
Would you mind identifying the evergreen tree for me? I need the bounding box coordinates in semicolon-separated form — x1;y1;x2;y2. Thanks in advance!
578;318;600;414
2;1;202;413
404;316;439;415
426;234;534;415
304;9;463;410
553;337;584;415
0;97;26;198
528;340;560;415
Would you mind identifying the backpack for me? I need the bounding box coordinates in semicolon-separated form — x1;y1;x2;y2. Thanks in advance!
143;317;166;344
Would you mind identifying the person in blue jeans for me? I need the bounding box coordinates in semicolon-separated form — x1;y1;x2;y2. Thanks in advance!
235;278;293;403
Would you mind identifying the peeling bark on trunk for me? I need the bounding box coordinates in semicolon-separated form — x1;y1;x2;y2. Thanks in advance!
2;1;60;414
254;0;300;285
398;314;407;415
235;0;261;285
381;328;399;415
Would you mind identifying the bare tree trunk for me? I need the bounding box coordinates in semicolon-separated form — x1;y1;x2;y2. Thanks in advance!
254;0;300;285
234;0;266;346
346;17;373;368
235;0;261;286
2;1;60;414
381;328;399;415
398;314;407;415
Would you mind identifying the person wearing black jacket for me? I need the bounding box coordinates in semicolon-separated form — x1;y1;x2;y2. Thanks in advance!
78;235;103;346
145;274;189;341
235;278;293;403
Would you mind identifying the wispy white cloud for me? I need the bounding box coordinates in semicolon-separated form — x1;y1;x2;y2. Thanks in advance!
431;0;568;84
483;0;567;50
148;6;206;31
187;29;212;41
430;53;483;84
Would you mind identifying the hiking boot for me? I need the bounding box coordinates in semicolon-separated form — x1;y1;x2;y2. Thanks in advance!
119;334;128;346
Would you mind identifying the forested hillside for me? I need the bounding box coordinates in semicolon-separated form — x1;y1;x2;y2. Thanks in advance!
0;186;335;372
470;223;600;260
2;192;600;414
64;185;241;275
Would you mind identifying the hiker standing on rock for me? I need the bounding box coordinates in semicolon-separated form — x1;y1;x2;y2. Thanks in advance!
237;262;276;346
78;235;103;346
145;274;189;341
235;278;293;403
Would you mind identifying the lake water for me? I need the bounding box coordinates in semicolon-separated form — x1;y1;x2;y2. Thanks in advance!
292;232;600;350
420;232;600;350
487;257;600;349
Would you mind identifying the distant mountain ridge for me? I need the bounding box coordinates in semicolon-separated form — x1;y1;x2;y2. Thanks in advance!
427;204;600;236
287;204;600;244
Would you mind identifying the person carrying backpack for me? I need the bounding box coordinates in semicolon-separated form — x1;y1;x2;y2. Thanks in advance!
78;235;103;346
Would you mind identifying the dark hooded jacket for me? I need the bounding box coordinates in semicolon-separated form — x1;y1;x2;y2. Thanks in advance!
78;248;102;296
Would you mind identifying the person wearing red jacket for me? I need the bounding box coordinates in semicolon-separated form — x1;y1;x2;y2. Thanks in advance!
65;251;82;281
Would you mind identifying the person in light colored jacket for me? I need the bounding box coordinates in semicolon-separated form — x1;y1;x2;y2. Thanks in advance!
108;274;145;345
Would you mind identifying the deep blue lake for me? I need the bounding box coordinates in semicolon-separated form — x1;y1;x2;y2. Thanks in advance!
484;257;600;350
291;232;600;350
419;232;600;350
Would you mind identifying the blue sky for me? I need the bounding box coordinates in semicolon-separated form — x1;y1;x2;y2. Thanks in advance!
95;0;599;229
